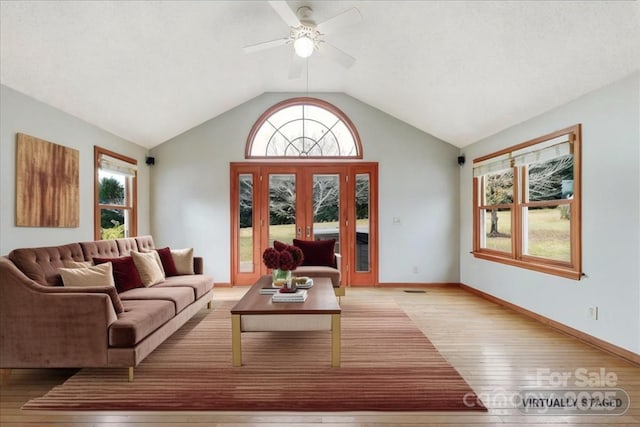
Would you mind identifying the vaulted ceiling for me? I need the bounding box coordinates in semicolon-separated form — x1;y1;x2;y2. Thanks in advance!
1;1;638;149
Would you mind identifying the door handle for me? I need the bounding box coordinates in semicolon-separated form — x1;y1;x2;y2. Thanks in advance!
306;226;311;238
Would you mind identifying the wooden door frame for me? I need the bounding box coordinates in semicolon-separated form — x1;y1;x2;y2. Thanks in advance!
230;162;378;286
347;164;379;286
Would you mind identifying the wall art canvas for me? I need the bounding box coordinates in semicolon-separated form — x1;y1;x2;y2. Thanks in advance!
16;133;79;227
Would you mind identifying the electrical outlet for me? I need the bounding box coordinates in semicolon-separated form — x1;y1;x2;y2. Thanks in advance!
412;266;418;274
393;217;401;225
588;306;599;320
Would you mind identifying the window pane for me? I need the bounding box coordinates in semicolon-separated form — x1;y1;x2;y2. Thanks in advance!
100;208;126;239
524;207;571;262
98;171;126;206
239;175;254;273
483;170;513;205
528;154;574;202
249;101;359;158
481;208;511;253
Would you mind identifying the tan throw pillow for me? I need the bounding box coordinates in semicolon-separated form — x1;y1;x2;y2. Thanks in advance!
63;260;92;269
171;248;194;275
131;251;165;286
138;247;165;275
59;262;115;288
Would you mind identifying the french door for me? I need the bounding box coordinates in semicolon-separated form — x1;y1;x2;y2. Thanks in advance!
230;162;378;286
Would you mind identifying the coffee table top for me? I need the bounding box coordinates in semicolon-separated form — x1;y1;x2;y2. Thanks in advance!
231;275;341;315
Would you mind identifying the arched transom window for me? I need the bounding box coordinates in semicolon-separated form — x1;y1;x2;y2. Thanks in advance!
246;97;362;159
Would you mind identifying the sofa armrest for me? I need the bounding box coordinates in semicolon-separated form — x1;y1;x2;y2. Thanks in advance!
334;253;342;272
39;284;125;314
193;256;203;274
0;257;118;368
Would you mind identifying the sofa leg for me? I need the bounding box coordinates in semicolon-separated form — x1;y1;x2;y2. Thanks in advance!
128;367;134;382
207;300;212;310
0;369;11;385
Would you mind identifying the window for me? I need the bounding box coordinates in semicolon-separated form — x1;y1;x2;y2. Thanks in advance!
472;124;582;279
94;146;137;240
246;97;362;159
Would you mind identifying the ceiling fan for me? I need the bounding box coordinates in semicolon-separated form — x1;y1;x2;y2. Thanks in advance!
243;1;362;79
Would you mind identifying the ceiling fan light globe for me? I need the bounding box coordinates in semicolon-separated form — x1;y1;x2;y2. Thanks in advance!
294;36;315;58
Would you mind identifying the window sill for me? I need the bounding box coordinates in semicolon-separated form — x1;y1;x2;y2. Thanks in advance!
472;251;582;280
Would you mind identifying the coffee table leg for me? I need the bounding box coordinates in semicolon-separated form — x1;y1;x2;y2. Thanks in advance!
331;313;341;367
231;314;242;367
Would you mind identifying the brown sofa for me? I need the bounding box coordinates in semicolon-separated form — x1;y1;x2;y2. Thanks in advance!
0;236;214;382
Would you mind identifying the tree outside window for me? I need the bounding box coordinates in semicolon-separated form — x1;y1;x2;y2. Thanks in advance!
94;147;137;240
473;125;582;279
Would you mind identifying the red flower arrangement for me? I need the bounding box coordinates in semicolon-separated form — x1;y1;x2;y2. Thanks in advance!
263;244;304;271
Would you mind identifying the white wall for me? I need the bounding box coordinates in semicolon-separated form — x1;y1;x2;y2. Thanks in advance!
150;92;460;284
459;72;640;354
0;85;151;254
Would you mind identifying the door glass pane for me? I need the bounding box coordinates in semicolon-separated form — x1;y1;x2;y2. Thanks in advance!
355;174;370;272
312;174;340;253
238;174;254;273
269;174;296;247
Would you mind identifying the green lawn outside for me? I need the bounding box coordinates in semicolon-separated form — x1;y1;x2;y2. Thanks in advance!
484;208;570;261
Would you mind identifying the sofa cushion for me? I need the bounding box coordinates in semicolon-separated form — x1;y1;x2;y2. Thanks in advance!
135;235;156;252
131;251;165;287
155;274;214;299
118;286;195;314
8;243;86;286
109;299;175;347
80;240;120;261
116;237;139;256
293;238;336;267
93;256;144;293
59;262;115;288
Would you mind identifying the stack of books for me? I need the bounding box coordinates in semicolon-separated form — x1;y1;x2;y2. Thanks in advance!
272;289;308;302
259;286;279;295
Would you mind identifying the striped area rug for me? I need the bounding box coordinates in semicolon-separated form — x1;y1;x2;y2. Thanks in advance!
23;299;486;412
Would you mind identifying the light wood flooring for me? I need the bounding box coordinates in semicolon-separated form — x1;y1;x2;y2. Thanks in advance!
1;286;638;426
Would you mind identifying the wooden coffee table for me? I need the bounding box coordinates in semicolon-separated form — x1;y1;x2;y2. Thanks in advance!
230;275;341;367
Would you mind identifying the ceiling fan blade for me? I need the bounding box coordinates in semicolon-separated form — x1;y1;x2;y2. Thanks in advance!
318;41;356;69
268;1;300;28
288;54;304;79
243;38;289;54
316;8;362;34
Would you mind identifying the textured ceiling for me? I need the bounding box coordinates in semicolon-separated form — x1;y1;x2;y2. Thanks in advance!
1;1;639;148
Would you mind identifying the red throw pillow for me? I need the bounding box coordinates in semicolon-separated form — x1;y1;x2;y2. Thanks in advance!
293;238;336;267
93;256;144;293
156;247;179;277
273;240;288;252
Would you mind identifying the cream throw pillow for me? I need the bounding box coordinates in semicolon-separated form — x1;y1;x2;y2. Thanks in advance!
138;247;165;275
59;262;115;288
171;248;194;275
63;260;92;269
131;251;165;286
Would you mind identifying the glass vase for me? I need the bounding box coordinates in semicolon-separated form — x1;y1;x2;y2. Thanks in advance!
272;268;292;288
